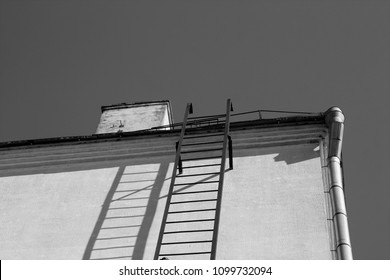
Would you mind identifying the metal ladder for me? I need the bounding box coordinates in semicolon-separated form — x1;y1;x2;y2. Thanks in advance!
154;99;233;260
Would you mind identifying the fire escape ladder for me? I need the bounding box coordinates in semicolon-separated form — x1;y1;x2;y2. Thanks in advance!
154;99;233;260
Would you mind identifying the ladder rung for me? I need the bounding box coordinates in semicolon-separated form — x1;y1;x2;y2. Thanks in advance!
166;218;215;224
181;163;221;169
182;141;224;147
183;133;224;139
176;172;220;178
172;189;218;195
159;251;212;256
181;148;222;154
168;208;216;214
161;240;212;245
173;180;220;186
170;198;217;204
164;229;214;234
182;156;221;161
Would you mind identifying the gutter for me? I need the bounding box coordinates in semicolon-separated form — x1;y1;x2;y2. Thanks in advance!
325;107;353;260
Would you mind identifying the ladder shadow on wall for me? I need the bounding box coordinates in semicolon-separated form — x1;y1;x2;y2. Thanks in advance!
82;160;225;260
82;161;170;260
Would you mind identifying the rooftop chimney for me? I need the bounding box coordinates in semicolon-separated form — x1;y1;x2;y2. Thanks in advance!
95;100;173;134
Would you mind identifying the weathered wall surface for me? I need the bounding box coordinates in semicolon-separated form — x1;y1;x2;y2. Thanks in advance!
0;133;176;260
0;168;119;259
0;123;335;259
220;144;332;259
96;102;172;134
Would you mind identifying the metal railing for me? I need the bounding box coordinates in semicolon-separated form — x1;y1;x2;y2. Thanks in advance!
143;109;320;132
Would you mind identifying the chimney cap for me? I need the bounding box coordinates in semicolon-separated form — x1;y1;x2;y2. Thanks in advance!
101;100;171;113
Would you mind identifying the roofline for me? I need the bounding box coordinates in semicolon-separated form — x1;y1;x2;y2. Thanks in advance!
0;114;324;150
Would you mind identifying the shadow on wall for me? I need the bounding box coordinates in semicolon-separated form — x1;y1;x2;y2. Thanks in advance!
0;140;321;260
82;161;170;260
77;143;321;260
82;162;223;260
273;145;320;165
0;152;224;260
231;143;321;165
0;155;174;260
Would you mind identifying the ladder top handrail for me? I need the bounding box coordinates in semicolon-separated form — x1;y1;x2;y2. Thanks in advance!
145;108;321;131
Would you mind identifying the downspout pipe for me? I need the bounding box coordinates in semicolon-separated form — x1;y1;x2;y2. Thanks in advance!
325;107;353;260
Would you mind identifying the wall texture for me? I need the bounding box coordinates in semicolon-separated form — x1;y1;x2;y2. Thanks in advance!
0;122;337;259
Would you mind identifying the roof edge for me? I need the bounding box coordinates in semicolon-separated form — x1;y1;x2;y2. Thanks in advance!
0;114;324;150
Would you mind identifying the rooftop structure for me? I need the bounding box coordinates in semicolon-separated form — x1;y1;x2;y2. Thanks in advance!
96;100;173;134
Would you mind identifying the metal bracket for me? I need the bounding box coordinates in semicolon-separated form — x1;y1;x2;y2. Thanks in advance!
175;141;183;174
228;135;233;170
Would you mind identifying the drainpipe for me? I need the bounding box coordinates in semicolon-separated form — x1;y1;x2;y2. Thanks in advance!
325;107;353;260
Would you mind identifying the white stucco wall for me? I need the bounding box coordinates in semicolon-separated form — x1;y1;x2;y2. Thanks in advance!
220;144;332;259
0;168;119;259
0;123;335;259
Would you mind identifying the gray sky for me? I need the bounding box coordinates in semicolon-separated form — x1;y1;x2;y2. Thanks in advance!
1;0;389;259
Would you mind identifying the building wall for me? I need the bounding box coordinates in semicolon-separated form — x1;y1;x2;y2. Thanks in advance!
0;123;335;259
220;144;332;259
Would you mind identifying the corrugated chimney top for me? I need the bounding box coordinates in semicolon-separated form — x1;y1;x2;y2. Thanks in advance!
96;100;173;134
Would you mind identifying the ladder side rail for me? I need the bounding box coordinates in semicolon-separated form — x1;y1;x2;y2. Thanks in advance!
210;99;232;260
154;103;193;260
